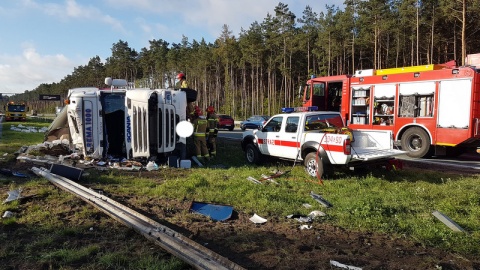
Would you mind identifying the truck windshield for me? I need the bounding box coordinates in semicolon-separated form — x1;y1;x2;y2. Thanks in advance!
8;105;26;112
304;114;344;131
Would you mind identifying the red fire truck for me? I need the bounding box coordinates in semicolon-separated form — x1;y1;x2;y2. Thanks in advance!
301;54;480;158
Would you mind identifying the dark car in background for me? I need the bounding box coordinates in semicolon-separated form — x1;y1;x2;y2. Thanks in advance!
217;114;235;131
240;115;270;131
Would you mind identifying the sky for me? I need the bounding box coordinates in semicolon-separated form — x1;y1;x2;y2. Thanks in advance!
0;0;344;95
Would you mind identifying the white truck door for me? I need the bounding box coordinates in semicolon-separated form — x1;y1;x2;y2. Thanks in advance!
276;115;301;159
261;116;284;157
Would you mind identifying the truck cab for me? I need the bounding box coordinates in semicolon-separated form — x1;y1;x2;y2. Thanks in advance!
63;78;188;161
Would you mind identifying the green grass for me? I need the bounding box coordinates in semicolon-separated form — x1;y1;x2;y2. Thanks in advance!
81;156;480;256
1;120;480;268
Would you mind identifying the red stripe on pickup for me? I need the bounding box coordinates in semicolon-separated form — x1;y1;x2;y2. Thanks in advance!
320;143;343;152
257;139;343;153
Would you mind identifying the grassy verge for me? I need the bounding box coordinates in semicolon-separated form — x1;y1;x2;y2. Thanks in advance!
1;120;479;268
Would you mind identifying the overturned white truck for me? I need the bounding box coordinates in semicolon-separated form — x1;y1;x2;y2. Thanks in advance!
46;78;195;162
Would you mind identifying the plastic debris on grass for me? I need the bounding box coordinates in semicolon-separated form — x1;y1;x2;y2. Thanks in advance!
330;260;363;270
287;210;326;223
190;201;233;221
310;191;333;208
249;213;267;224
3;188;23;204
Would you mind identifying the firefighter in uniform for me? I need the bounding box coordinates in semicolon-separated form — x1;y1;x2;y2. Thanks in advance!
206;106;219;158
192;106;210;161
176;73;194;121
176;73;188;88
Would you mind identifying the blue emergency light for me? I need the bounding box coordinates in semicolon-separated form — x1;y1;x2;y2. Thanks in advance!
281;106;318;113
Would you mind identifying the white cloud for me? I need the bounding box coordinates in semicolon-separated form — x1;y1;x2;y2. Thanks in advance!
22;0;126;33
0;43;77;94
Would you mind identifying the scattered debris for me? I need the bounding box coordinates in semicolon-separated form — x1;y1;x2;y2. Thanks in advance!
246;176;262;184
191;156;204;167
308;210;326;218
299;225;312;230
432;210;465;232
292;215;312;223
0;169;28;178
249;213;267;224
2;211;14;218
330;260;362;270
247;170;288;185
303;203;312;209
10;124;48;133
50;164;83;181
287;210;327;223
3;188;23;204
189;201;233;221
260;174;280;185
310;191;333;208
145;161;159;171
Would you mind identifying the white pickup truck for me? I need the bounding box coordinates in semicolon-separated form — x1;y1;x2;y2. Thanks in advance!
241;109;405;178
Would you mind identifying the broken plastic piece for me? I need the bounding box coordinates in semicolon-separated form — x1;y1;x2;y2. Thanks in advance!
310;191;333;208
330;260;362;270
246;176;262;184
299;225;312;230
260;174;279;184
3;189;23;204
191;156;204;167
190;201;233;221
145;161;159;171
432;210;465;232
308;210;326;218
2;211;14;218
249;213;267;224
303;203;312;208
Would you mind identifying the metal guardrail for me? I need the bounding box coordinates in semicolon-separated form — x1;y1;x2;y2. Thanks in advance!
31;167;245;270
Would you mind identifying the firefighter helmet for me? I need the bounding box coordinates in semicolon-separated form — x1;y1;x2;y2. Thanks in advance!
194;106;202;116
176;73;185;80
207;106;215;114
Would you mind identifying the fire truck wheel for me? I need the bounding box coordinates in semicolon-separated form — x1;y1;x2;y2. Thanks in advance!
401;127;432;158
245;143;262;164
304;152;324;178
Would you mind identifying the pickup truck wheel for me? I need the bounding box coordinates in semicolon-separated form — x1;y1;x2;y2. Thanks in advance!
228;126;234;131
304;152;324;178
245;144;262;164
401;127;432;158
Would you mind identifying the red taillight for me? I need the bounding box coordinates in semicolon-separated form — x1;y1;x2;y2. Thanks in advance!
343;138;351;155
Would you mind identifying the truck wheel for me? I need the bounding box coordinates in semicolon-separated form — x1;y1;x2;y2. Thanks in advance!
245;144;262;164
401;127;432;158
304;152;324;178
228;126;234;131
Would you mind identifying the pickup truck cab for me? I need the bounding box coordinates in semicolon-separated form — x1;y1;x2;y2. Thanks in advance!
241;108;405;178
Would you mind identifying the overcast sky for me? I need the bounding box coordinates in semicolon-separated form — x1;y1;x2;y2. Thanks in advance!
0;0;344;95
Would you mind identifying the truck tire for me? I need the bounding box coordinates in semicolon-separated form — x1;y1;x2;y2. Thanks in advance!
228;126;234;131
304;152;324;178
401;127;432;158
245;144;262;164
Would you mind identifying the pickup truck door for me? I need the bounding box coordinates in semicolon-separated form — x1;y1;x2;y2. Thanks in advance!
257;116;284;157
275;116;301;159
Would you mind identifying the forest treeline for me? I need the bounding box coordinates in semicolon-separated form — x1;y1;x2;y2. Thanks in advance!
7;0;480;119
